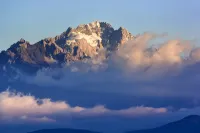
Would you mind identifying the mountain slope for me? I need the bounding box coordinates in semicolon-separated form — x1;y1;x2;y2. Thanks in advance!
127;115;200;133
0;21;134;73
28;128;100;133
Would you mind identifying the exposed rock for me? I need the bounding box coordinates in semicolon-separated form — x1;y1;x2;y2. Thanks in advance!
109;27;134;50
0;21;134;73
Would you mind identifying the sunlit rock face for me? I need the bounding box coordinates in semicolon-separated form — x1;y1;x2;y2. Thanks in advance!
0;21;134;74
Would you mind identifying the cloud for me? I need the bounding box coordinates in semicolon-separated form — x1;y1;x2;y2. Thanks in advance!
114;33;192;77
18;33;200;101
0;90;68;117
3;33;200;131
19;116;56;123
24;33;199;83
0;90;167;123
189;48;200;63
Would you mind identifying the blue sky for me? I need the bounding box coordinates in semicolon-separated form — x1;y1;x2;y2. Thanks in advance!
0;0;200;50
2;1;200;132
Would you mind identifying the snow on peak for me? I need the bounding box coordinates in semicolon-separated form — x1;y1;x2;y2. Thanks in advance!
66;32;102;47
89;21;100;28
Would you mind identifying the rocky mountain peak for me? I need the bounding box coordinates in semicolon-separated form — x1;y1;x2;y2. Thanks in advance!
118;27;134;39
0;21;135;73
8;38;30;51
108;26;134;50
19;38;26;43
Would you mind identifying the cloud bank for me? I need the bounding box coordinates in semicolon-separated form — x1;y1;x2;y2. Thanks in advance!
2;33;200;133
24;33;200;80
0;90;167;123
20;33;200;100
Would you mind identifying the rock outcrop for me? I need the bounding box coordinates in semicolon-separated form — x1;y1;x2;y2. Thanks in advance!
0;21;134;73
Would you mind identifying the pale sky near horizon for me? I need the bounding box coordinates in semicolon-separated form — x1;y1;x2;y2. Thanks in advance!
0;0;200;50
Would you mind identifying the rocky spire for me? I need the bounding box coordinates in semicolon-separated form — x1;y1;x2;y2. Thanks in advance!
0;21;135;73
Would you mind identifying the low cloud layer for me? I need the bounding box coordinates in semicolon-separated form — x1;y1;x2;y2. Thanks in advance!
8;33;197;114
0;90;167;123
1;89;200;133
2;33;200;132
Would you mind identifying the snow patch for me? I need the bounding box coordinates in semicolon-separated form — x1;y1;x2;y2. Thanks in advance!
89;21;100;28
66;32;102;47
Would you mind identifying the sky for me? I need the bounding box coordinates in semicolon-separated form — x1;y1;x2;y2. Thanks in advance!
1;1;200;133
1;0;200;50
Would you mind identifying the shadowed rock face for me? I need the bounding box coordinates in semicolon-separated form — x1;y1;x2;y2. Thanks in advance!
127;115;200;133
0;21;134;73
109;27;134;50
28;128;100;133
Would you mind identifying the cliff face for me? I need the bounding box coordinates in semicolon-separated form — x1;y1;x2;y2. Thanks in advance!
0;21;134;73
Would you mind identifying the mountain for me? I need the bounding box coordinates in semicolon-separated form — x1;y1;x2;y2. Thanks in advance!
127;115;200;133
27;128;100;133
0;21;134;74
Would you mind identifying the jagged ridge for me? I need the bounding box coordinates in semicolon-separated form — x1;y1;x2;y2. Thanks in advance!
0;21;134;73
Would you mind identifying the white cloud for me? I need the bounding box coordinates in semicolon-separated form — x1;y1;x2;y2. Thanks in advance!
20;116;56;123
0;90;168;123
24;33;200;88
20;33;200;100
0;90;68;117
115;33;192;77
